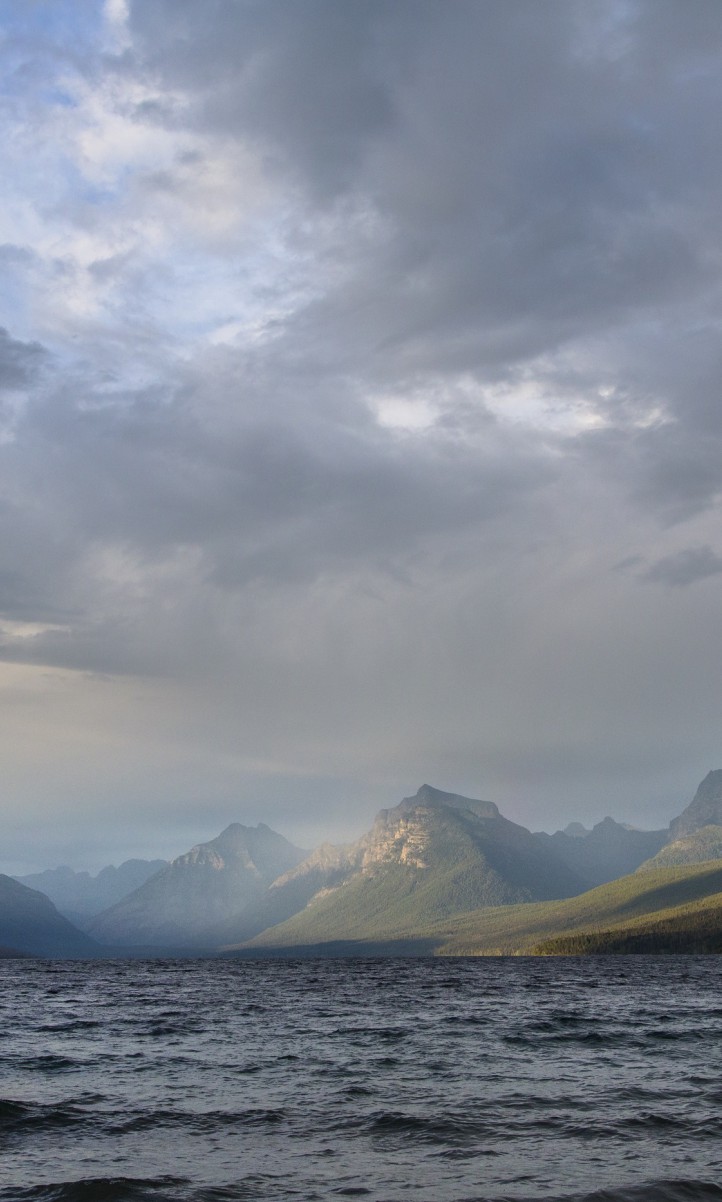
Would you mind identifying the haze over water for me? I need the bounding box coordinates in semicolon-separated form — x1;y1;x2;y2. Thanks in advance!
2;956;721;1202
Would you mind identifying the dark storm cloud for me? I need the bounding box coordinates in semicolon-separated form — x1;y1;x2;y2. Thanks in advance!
126;1;722;370
11;0;721;585
122;0;722;475
3;1;721;632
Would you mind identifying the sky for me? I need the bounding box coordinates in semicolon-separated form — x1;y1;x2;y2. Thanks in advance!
1;0;722;872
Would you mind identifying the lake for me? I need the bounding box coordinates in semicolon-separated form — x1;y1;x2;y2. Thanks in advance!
1;956;721;1201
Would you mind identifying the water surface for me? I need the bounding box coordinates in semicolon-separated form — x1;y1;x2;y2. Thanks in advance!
1;956;721;1201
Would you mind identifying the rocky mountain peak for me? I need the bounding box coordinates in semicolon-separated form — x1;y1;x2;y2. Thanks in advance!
670;770;722;839
215;824;247;848
590;817;633;838
400;784;500;819
88;821;307;948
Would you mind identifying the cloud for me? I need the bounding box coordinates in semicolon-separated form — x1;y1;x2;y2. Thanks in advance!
0;327;46;390
3;1;722;866
642;546;722;588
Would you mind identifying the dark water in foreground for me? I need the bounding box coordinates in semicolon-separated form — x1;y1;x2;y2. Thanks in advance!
1;957;721;1202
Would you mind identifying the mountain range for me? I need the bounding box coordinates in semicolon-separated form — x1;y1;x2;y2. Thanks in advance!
16;859;167;927
86;822;307;948
5;770;722;957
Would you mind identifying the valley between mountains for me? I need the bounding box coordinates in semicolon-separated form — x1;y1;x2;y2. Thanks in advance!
6;773;722;958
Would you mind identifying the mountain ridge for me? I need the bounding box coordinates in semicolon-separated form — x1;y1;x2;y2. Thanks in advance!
14;769;722;957
0;874;100;957
669;770;722;839
87;821;308;948
15;859;168;926
223;785;588;951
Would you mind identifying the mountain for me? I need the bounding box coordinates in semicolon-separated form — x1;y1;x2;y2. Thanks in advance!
535;817;667;889
669;770;722;839
227;785;586;952
16;859;167;926
87;823;307;948
639;825;722;870
562;822;590;838
436;860;722;956
13;769;722;957
235;859;722;959
0;874;100;957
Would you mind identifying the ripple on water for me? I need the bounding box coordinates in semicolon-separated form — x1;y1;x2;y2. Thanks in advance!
1;956;721;1202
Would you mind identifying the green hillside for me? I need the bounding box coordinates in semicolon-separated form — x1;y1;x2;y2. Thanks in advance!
639;825;722;870
243;856;512;948
431;859;722;954
240;858;722;956
532;894;722;954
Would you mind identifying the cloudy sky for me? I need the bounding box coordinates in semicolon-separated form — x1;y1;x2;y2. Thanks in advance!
1;0;722;870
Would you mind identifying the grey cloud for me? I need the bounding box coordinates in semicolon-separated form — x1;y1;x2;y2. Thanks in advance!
6;1;722;863
0;338;559;679
0;327;46;389
129;0;396;193
577;420;722;526
123;0;722;437
0;619;169;677
0;244;34;267
0;567;79;625
613;555;645;574
642;546;722;588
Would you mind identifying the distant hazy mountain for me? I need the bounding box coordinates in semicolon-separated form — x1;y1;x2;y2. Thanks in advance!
16;860;167;926
640;825;722;870
562;822;590;838
0;874;99;957
535;817;667;890
88;823;307;948
669;771;722;839
230;785;586;952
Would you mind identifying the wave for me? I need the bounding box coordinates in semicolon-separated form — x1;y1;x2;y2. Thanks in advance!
0;1177;292;1201
529;1182;722;1202
13;1055;80;1072
0;1178;190;1202
0;1099;95;1135
6;1176;722;1202
110;1106;287;1134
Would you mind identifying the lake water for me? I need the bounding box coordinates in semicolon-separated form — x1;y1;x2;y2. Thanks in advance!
1;956;721;1201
